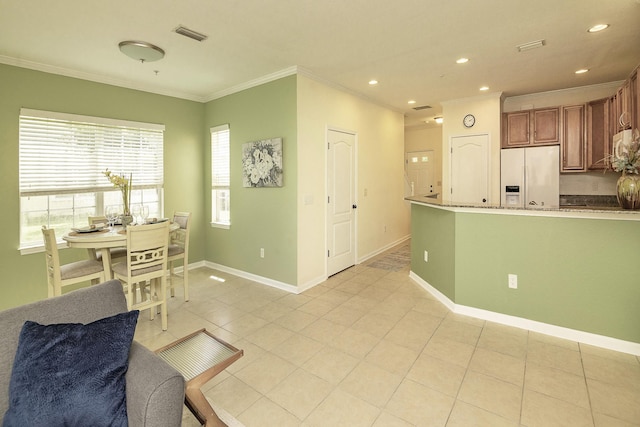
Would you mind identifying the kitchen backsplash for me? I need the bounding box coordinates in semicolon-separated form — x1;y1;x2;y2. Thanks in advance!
559;172;618;196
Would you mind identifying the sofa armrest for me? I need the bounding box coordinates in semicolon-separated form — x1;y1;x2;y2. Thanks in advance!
125;342;185;427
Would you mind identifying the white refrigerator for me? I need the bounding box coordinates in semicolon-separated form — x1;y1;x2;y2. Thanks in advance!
500;146;559;208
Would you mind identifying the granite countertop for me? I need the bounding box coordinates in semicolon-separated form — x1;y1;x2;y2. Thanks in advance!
405;194;640;215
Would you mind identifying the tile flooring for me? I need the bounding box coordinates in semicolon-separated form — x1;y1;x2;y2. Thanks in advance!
137;243;640;426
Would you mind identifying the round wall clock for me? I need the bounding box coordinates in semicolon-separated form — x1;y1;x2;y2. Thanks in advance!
463;114;475;128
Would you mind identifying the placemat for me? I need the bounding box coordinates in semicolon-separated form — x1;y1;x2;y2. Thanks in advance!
68;229;110;237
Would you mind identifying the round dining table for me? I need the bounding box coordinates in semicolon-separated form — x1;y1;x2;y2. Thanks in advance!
63;222;179;280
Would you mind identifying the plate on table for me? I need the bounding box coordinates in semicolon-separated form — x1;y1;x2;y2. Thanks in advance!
145;218;169;224
71;225;104;233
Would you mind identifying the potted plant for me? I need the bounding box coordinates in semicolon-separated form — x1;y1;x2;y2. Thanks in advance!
611;129;640;209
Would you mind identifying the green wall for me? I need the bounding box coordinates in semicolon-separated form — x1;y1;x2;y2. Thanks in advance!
204;76;298;285
0;64;204;310
410;204;456;300
411;203;640;344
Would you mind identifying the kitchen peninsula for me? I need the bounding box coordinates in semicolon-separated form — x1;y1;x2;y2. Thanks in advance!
407;196;640;354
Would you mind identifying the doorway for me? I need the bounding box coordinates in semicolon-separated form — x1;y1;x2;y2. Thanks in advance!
326;129;356;276
406;150;435;196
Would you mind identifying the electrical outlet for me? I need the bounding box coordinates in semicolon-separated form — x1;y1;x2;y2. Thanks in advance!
260;248;265;258
424;250;428;262
508;274;517;289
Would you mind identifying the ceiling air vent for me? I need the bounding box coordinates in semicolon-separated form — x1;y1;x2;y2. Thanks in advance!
174;26;208;42
412;105;432;111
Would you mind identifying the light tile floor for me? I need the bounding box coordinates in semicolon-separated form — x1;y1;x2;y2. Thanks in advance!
137;243;640;427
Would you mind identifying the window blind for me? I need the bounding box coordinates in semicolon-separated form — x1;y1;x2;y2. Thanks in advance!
19;108;164;196
211;124;230;188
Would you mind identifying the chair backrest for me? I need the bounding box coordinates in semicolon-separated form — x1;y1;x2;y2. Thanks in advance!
88;216;107;225
41;226;62;295
171;212;191;252
126;222;170;276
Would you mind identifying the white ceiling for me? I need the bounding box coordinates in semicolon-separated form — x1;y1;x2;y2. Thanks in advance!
1;0;639;128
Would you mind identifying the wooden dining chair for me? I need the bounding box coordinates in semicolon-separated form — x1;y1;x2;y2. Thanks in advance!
41;226;106;298
111;221;170;330
167;211;192;301
87;216;127;263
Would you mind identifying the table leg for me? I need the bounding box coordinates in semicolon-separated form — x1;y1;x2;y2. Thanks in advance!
100;248;113;280
185;387;227;427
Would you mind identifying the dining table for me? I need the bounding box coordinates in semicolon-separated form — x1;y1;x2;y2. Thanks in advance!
63;221;179;280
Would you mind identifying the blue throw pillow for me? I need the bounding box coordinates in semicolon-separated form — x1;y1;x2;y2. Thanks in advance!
2;310;139;427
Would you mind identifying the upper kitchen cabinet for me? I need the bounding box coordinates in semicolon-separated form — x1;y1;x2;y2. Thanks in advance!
631;68;638;131
502;107;560;148
587;98;611;171
561;105;586;172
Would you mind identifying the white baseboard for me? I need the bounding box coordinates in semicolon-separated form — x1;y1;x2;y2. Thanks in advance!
409;271;640;356
204;261;300;294
357;234;411;264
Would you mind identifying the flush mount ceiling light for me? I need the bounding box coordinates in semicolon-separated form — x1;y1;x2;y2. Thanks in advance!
368;79;378;85
119;41;165;63
408;100;416;105
456;57;469;64
588;24;609;33
516;39;545;52
434;117;444;124
479;86;489;91
575;68;589;74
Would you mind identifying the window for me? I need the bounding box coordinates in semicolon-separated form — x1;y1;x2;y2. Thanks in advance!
19;108;164;250
211;124;230;227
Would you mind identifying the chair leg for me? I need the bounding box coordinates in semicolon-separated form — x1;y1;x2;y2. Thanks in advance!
159;276;168;331
169;262;176;298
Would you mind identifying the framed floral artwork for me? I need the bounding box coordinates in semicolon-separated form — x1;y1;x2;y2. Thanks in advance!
242;137;283;187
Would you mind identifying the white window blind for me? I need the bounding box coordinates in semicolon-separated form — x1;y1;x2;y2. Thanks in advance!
211;124;230;226
19;108;165;196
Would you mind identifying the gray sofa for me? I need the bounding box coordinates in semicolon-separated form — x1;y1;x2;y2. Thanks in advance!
0;280;185;426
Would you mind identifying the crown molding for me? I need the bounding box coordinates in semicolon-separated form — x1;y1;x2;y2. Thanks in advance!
0;55;208;102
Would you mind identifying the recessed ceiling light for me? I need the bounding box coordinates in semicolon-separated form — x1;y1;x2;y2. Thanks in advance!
575;69;589;74
456;58;469;64
368;80;378;85
479;86;489;91
408;100;416;104
434;117;443;124
588;24;609;33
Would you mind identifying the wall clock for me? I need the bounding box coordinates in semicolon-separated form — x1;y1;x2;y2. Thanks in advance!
463;114;475;128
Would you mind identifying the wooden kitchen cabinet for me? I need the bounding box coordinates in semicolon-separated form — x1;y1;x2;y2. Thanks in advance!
502;107;560;148
587;98;610;170
502;111;530;147
631;68;638;131
561;104;586;172
533;108;560;144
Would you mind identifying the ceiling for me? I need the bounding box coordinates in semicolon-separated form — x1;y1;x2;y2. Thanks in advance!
1;0;639;128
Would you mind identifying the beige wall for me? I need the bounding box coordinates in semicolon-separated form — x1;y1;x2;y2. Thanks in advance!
441;92;503;204
297;75;409;288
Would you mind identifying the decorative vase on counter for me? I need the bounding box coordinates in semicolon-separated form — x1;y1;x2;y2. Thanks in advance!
616;173;640;210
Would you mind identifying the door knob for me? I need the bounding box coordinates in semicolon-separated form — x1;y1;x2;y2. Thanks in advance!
482;198;487;203
352;204;357;209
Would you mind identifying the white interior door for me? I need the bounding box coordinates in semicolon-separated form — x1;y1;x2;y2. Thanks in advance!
450;134;490;204
406;150;435;196
327;129;356;276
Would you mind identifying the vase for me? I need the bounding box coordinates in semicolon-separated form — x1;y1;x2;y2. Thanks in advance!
120;214;133;227
616;173;640;210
